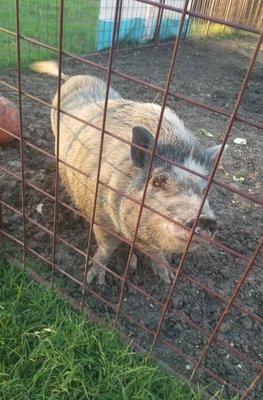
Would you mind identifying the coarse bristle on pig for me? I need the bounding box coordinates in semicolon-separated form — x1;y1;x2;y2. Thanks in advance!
31;61;223;285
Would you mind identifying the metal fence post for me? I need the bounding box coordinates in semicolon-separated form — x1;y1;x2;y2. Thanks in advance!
153;0;165;45
0;197;3;246
15;0;27;266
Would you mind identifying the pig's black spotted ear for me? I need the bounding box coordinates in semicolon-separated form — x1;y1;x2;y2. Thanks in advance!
131;126;153;168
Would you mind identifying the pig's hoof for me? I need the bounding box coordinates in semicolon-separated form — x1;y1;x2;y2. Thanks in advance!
86;262;106;285
160;268;173;284
154;265;174;284
167;268;175;284
130;253;138;271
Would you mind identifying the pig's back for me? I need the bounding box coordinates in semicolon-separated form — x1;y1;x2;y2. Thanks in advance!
58;99;193;175
54;88;194;222
51;75;121;134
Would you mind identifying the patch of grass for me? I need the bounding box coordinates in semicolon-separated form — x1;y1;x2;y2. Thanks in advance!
0;254;210;400
0;0;99;69
189;20;255;40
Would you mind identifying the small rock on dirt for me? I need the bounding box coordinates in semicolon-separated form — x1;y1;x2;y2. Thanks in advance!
234;138;247;145
241;316;253;330
173;295;185;309
221;321;231;333
7;160;21;170
190;307;203;323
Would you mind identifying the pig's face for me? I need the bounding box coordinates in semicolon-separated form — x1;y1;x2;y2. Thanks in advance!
130;126;219;253
143;168;217;253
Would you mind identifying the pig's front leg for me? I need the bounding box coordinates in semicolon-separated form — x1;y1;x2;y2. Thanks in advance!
86;228;118;285
148;250;174;284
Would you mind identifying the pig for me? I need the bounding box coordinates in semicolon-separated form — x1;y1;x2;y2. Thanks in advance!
31;61;219;285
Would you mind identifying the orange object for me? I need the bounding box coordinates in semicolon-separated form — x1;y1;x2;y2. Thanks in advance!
0;97;20;144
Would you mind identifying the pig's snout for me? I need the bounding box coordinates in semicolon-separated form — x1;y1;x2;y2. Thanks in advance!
199;217;217;236
186;216;217;237
198;216;217;236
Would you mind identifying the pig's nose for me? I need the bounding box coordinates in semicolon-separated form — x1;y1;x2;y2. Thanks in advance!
185;219;196;229
198;216;217;235
185;217;217;236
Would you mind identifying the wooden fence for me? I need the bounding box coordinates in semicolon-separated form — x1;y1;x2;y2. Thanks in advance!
190;0;263;35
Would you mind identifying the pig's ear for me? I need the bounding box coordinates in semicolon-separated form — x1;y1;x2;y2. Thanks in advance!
131;126;153;168
205;144;222;161
206;144;229;162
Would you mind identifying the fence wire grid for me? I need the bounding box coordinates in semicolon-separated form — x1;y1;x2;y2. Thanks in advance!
0;0;262;399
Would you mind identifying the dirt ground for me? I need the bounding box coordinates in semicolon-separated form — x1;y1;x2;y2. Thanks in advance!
1;35;262;398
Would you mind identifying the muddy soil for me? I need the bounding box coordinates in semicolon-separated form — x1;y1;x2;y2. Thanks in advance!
0;36;262;398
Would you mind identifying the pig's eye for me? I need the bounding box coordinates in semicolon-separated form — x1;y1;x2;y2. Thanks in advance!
152;174;167;189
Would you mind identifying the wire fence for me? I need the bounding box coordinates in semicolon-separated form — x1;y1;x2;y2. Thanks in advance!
0;0;262;67
0;0;262;398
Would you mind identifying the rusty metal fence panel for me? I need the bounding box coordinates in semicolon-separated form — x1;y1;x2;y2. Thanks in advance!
0;0;262;398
